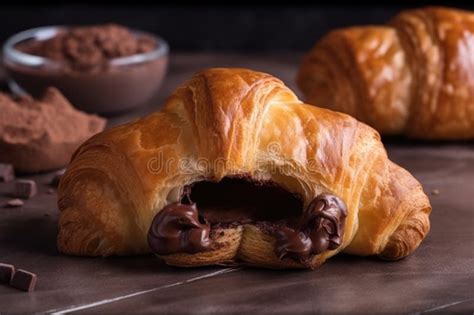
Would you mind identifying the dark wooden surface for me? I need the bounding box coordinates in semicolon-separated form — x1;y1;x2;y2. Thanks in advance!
0;53;473;314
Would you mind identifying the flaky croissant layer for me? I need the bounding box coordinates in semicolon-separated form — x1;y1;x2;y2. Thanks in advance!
57;68;431;269
297;6;474;140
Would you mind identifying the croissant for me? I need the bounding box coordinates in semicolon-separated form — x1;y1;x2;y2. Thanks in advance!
297;6;474;140
57;68;431;269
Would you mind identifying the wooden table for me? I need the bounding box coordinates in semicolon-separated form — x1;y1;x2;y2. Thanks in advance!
1;53;473;314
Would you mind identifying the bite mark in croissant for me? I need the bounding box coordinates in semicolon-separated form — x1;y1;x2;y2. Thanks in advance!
57;68;431;269
148;192;347;266
297;6;474;140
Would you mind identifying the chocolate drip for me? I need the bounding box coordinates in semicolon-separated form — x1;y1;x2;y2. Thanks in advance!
275;194;347;262
274;227;312;260
148;202;211;255
147;180;347;265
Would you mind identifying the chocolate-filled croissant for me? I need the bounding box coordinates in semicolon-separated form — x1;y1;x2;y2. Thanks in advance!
57;68;431;269
297;6;474;140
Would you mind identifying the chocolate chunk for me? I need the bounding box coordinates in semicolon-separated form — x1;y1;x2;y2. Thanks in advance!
0;263;15;284
0;163;15;182
4;199;24;208
10;269;37;292
14;179;37;199
50;169;65;187
148;202;211;255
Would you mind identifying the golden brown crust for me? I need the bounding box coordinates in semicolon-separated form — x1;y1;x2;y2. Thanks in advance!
297;6;474;140
57;68;431;268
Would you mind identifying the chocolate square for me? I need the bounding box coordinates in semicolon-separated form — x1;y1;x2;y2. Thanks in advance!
0;163;15;182
0;263;15;284
50;169;65;187
10;269;37;292
14;179;37;199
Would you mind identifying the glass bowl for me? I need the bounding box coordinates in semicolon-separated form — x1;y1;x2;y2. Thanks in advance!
2;25;169;114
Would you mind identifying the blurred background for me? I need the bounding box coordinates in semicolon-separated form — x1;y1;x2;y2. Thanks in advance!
1;1;473;52
1;1;473;122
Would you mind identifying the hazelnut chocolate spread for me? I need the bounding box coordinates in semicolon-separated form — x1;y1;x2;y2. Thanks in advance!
274;194;348;262
16;24;156;72
147;179;348;264
274;227;312;259
148;203;211;255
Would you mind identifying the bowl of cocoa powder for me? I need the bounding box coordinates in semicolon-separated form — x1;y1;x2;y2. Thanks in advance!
2;24;168;114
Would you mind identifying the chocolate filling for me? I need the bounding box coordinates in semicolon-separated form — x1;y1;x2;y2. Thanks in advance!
147;177;347;264
147;203;211;255
274;194;348;263
183;177;303;226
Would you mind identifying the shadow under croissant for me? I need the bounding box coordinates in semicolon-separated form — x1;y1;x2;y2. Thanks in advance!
0;205;396;275
381;135;474;147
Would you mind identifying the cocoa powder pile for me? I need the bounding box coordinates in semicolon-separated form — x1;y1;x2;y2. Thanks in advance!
0;88;106;172
17;24;156;72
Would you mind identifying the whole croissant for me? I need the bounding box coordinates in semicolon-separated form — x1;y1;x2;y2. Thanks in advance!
57;68;431;269
297;6;474;140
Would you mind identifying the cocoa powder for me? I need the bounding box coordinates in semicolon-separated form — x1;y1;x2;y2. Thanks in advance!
0;87;106;172
17;24;156;72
